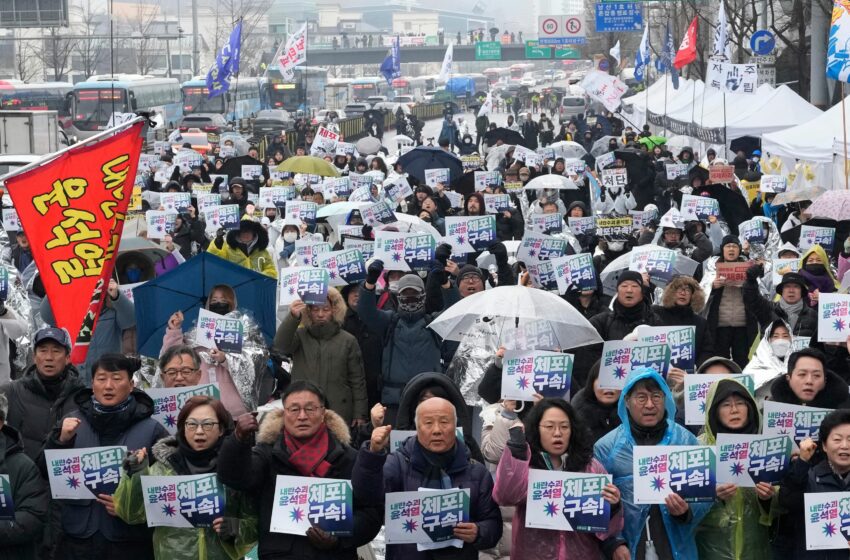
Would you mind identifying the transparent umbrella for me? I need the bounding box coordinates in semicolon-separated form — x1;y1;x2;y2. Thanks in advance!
549;141;587;159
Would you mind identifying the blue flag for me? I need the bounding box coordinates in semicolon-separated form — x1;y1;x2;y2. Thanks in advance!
635;24;651;83
380;36;401;85
206;21;243;99
828;0;850;82
661;23;680;90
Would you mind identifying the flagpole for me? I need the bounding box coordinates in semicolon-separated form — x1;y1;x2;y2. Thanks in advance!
722;91;727;156
663;74;669;136
229;18;243;128
843;82;849;190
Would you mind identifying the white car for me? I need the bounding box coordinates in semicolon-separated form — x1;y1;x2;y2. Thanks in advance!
520;76;536;87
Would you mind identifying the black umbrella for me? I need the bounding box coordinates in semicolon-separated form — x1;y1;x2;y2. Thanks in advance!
729;136;761;156
451;171;477;196
484;127;525;147
397;146;464;186
688;184;754;236
780;218;845;259
363;109;384;123
218;155;270;190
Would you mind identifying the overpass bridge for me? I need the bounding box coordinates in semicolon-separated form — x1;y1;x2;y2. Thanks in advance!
304;43;582;67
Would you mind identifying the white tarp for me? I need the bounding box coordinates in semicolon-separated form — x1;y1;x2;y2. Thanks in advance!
762;96;847;163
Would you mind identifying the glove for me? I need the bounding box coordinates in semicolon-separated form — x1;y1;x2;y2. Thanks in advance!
366;260;384;285
213;228;226;249
122;450;148;475
435;243;452;265
432;267;449;286
684;221;700;241
488;241;508;266
746;263;765;282
361;224;373;240
217;517;241;540
506;426;528;460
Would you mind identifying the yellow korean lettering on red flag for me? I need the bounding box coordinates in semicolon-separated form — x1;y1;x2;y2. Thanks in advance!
4;121;145;364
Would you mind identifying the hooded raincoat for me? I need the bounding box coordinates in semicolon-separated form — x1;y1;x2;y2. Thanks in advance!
743;320;790;397
593;369;712;560
113;436;258;560
695;379;775;560
207;219;278;278
798;244;841;297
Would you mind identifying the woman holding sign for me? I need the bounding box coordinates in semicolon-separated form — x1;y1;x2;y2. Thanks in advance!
113;396;258;560
492;398;625;559
695;378;776;560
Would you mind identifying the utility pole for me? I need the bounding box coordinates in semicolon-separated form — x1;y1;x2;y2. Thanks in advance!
192;0;199;75
810;0;828;107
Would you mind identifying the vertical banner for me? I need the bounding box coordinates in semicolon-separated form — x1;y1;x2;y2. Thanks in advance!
4;121;145;364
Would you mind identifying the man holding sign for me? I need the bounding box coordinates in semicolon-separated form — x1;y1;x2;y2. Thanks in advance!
352;397;502;557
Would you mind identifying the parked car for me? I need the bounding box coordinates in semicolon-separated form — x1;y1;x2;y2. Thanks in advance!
177;113;229;134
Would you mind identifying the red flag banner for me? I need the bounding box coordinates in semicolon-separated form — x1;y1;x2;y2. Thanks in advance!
674;17;698;70
4;121;145;364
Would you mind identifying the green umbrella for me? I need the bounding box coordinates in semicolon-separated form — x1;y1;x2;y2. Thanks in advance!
638;135;667;149
276;156;341;177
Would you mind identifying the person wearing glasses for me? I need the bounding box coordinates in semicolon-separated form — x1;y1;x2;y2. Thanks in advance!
43;354;169;560
157;345;203;389
113;396;257;560
218;380;381;559
593;369;712;560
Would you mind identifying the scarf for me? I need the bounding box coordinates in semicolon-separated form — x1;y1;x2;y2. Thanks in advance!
799;268;835;296
630;414;668;446
88;395;137;445
284;423;331;477
92;394;134;415
778;298;805;330
175;435;222;475
416;441;457;490
37;370;67;401
613;300;646;325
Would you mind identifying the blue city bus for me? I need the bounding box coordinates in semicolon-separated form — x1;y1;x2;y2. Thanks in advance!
67;75;182;139
266;66;327;113
350;77;389;102
181;76;264;121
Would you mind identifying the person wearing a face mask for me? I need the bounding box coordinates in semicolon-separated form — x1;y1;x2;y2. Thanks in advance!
275;224;301;268
744;320;794;396
357;263;455;425
798;245;841;306
749;149;762;173
162;285;255;417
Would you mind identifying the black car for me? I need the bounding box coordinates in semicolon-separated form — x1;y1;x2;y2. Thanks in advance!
178;113;229;133
252;109;293;136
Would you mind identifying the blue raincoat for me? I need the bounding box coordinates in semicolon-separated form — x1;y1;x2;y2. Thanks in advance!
593;369;713;560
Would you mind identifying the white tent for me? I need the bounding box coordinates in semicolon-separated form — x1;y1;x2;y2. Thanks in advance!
723;85;822;140
620;75;682;129
762;98;846;163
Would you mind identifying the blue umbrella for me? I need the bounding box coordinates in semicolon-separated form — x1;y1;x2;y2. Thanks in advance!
134;252;277;358
396;145;464;186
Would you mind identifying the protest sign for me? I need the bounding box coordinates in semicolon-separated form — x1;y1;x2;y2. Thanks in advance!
202;205;240;235
527;260;558;291
763;401;833;446
443;190;464;209
343;238;374;260
680;194;720;221
516;232;569;264
759;174;788;193
500;350;573;400
161;192;192;213
716;434;793;486
310;126;340;156
461;155;483;172
527;213;563;234
474;170;501;191
600;168;628;189
445;215;496;253
665;163;689;180
146;211;178;239
772;258;800;286
348;186;373;203
708;165;735;184
284;201;318;225
579;71;628;112
792;336;811;352
444;217;475;254
361;201;398;226
0;208;18;231
196;193;222;213
0;267;8;302
45;446;126;499
270;475;353;536
317;249;366;286
484;194;512;214
637;325;697;372
384;180;414;205
551;253;596;293
598;340;671;389
738;218;767;244
0;475;12;520
259;187;293;209
294;239;332;267
595;152;615;172
803;492;850;550
335;142;356;156
799;225;836;253
563;159;586;176
525;470;612;532
196;309;245;353
373;231;436;272
384;489;470;545
683;374;754;425
537;147;557;161
629;247;676;284
595;216;633;239
512;145;536;163
633;446;716;504
146;384;220;433
278;267;331;306
350;173;374;190
240;165;263;181
174;150;204;172
818;293;850;343
715;262;754;287
568;216;596;236
140;474;226;528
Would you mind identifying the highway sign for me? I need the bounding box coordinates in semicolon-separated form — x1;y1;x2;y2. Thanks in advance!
750;30;776;55
538;14;587;46
525;41;552;59
475;41;502;61
555;47;582;59
595;3;643;33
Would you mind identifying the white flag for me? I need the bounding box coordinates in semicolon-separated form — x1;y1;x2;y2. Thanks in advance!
280;23;307;80
439;44;454;82
610;40;621;67
478;92;493;117
712;1;732;60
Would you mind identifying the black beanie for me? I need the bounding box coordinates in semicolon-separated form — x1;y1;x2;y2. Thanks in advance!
721;235;741;249
458;264;485;282
617;270;644;288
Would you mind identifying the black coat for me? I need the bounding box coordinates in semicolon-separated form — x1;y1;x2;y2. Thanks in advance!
743;277;818;338
495;209;524;241
769;370;850;409
0;425;48;560
342;308;383;408
571;361;621;443
652;304;716;368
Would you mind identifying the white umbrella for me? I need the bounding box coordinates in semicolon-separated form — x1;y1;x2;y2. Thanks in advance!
386;212;441;239
316;201;368;219
549;141;587;159
429;286;603;350
599;245;699;296
394;134;414;146
523;174;578;190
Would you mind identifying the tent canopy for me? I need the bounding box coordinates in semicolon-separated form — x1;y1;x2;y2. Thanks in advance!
762;96;845;163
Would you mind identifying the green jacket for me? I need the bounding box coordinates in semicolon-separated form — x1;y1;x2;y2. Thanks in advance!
114;436;258;560
695;378;776;560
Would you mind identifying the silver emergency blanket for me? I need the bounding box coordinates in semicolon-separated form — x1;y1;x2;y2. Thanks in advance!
0;226;35;373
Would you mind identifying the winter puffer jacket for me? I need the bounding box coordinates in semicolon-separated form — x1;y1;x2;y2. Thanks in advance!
113;436;258;560
0;424;48;560
571;360;621;443
593;369;712;560
695;379;775;560
207;220;277;278
653;275;716;368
